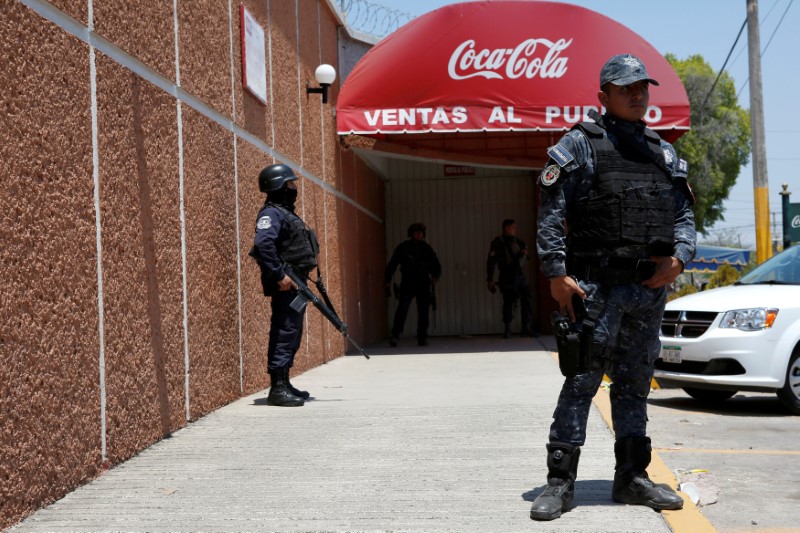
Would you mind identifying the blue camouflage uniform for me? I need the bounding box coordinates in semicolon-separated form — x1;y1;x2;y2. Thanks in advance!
537;117;696;446
252;203;306;372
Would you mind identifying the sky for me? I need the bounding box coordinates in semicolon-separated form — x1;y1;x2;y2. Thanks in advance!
351;0;798;249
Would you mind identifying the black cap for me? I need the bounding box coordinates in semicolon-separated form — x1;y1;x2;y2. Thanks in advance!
599;54;659;88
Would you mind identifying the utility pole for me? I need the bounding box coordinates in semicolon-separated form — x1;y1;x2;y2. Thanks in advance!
747;0;772;263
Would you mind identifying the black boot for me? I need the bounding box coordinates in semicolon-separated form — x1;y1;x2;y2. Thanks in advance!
267;368;304;407
612;436;683;510
286;369;310;400
530;442;581;521
503;324;512;338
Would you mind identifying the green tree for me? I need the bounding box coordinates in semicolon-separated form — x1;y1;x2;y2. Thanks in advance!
666;54;751;232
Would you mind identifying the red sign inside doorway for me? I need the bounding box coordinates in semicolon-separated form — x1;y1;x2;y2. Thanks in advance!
444;164;475;176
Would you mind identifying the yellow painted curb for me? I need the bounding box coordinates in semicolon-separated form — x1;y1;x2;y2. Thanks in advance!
591;378;717;533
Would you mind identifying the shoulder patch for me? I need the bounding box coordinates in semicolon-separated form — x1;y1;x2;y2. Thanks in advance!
678;158;688;174
539;164;561;188
256;215;272;230
546;144;574;168
662;148;673;165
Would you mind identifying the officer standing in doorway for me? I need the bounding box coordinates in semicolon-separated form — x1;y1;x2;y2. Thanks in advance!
486;219;535;338
250;164;320;407
530;54;696;520
385;223;442;347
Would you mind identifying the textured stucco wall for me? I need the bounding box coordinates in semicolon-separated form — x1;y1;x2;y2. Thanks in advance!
181;106;240;419
94;0;176;83
95;54;186;462
269;0;302;163
238;141;272;394
177;0;234;119
1;0;386;529
0;3;100;526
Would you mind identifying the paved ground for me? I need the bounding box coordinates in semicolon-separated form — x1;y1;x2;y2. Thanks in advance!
647;386;800;532
12;336;690;532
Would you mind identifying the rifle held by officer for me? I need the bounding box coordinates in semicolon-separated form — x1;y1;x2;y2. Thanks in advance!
284;266;370;359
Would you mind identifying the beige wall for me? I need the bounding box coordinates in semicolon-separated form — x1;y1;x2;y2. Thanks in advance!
0;0;385;528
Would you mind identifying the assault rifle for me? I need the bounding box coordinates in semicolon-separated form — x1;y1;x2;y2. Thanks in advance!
284;266;370;360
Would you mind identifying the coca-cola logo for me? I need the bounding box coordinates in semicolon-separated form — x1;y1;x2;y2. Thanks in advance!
448;38;572;80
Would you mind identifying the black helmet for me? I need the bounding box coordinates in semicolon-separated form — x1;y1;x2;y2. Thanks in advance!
407;222;426;238
258;164;298;193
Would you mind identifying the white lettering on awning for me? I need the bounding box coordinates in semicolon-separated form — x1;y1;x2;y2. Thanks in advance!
449;38;572;80
359;105;665;128
362;107;469;127
544;105;661;124
489;107;522;123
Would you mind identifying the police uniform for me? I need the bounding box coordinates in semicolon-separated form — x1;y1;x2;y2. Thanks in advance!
486;233;533;336
252;201;317;372
530;54;696;520
385;226;442;346
249;164;319;407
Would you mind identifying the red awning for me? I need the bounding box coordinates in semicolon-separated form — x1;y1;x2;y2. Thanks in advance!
337;1;690;142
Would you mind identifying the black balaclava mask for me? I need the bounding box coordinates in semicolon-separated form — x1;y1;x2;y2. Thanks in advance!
269;186;298;211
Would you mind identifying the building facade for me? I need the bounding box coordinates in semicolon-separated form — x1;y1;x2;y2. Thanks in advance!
0;0;386;527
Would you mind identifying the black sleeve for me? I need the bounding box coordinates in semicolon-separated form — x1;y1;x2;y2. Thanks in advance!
385;242;403;283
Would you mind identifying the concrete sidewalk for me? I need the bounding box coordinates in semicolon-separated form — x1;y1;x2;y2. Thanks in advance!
12;336;676;532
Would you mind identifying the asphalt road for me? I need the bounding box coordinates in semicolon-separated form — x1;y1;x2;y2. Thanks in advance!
646;386;800;533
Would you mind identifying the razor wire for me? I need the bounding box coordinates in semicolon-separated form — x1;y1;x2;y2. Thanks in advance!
338;0;415;39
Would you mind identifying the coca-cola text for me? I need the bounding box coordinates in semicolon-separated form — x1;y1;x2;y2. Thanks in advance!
448;38;572;80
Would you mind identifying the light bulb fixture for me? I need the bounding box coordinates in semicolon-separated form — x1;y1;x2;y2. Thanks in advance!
306;64;336;104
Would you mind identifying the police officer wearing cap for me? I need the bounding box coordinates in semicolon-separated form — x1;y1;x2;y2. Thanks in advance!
250;163;320;407
385;223;442;347
530;54;696;520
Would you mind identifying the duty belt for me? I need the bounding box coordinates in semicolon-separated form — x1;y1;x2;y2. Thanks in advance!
571;257;656;285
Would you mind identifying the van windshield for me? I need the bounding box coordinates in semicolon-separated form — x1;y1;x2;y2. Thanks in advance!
738;246;800;285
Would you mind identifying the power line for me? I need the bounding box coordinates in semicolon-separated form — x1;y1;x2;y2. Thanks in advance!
760;0;793;54
728;0;780;69
704;224;757;232
700;19;747;115
737;0;795;97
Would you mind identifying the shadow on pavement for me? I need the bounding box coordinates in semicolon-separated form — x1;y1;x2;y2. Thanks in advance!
522;479;615;503
345;334;549;356
648;391;793;418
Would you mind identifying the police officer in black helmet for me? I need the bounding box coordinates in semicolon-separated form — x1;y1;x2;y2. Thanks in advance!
530;54;696;520
250;163;320;407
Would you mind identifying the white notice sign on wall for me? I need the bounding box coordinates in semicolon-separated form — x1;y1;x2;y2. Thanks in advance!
240;6;267;105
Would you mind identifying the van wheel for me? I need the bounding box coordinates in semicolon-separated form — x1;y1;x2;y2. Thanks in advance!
683;387;736;402
776;346;800;415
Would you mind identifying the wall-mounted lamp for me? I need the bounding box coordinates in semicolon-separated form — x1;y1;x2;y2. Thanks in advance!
306;64;336;104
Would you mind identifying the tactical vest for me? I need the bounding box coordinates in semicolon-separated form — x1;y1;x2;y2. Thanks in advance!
567;121;675;258
269;203;319;272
